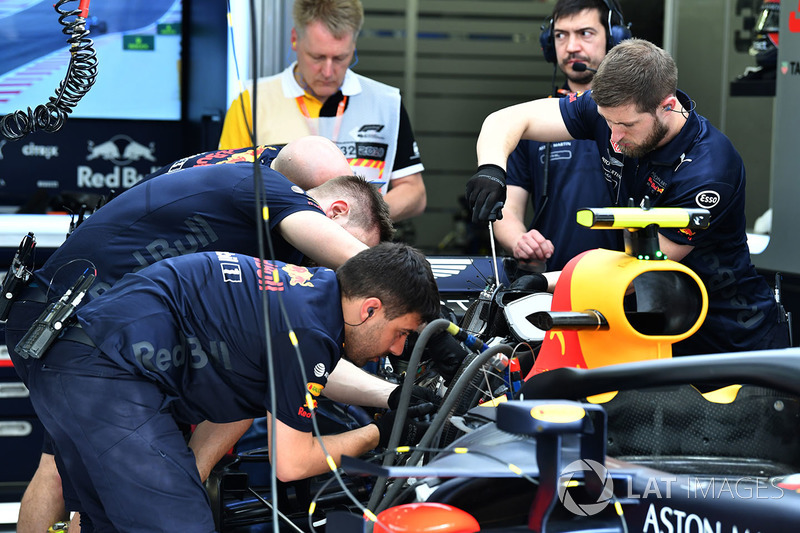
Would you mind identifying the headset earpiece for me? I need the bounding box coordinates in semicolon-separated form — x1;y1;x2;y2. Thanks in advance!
664;105;672;112
540;18;556;64
367;308;375;317
605;0;632;50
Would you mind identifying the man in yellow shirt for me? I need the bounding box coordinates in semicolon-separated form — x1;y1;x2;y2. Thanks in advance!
219;0;426;222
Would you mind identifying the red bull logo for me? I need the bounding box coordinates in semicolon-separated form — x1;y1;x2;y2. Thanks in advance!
647;175;665;195
282;265;314;287
86;135;156;165
568;90;584;103
679;228;696;240
195;146;270;165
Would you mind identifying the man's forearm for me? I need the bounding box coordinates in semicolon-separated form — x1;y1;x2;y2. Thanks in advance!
385;173;426;221
324;359;394;408
477;98;570;167
271;416;380;482
492;215;528;254
189;419;253;481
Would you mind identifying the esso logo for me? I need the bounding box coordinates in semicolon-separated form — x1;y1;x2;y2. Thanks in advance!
695;190;720;209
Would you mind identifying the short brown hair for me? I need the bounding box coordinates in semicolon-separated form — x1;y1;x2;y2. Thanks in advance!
293;0;364;39
337;242;440;322
311;175;394;243
591;38;677;113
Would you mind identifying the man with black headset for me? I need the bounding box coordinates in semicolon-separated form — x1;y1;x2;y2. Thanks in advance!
466;38;790;356
492;0;629;273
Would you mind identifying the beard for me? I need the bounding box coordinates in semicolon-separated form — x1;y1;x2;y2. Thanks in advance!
619;116;669;158
566;71;594;87
342;320;388;368
561;56;595;88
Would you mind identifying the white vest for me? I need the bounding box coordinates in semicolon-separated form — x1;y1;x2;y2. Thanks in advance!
251;65;401;195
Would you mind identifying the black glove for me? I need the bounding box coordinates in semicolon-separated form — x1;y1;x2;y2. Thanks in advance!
387;384;440;410
372;403;435;449
466;164;507;223
425;331;469;386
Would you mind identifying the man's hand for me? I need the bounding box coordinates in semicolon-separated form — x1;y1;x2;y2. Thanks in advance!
425;331;469;386
371;403;435;448
387;384;440;410
401;330;469;386
466;164;507;223
513;229;554;263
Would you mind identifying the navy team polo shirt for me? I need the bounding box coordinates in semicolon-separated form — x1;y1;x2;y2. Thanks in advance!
34;162;322;301
144;144;281;181
77;252;343;432
507;137;622;271
559;90;780;354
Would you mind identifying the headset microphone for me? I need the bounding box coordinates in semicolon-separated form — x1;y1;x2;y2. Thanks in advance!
572;62;597;73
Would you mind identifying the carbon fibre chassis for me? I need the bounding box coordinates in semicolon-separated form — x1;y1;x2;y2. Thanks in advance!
339;350;800;532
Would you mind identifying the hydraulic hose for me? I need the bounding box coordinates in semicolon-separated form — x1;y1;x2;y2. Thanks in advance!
1;0;98;140
374;341;514;514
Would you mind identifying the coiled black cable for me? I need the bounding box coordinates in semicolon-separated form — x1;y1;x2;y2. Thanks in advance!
0;0;98;141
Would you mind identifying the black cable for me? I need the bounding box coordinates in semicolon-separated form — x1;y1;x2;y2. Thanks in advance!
0;0;98;140
530;63;560;231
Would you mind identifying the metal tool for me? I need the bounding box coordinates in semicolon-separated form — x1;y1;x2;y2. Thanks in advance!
488;221;501;285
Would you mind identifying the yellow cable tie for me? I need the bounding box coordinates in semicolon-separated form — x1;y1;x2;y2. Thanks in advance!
272;270;280;283
326;455;338;471
363;509;378;522
395;446;411;453
226;12;232;26
453;447;468;454
289;331;298;346
305;393;315;410
508;463;523;476
614;501;623;516
262;206;269;221
309;502;316;515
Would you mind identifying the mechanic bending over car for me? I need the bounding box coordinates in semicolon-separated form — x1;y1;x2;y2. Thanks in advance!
493;0;625;274
10;243;441;532
144;134;349;192
4;137;395;533
466;38;790;356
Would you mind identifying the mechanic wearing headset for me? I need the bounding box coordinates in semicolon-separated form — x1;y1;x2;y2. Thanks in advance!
6;139;398;533
493;0;626;273
467;38;790;356
218;0;426;222
12;243;440;532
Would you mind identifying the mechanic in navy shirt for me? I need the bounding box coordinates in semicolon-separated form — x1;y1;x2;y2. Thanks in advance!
493;0;623;272
466;38;789;355
5;139;392;532
12;243;440;532
144;135;347;191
